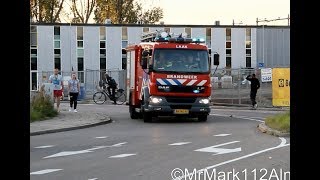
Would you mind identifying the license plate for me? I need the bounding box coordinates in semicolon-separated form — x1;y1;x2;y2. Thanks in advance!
174;109;189;114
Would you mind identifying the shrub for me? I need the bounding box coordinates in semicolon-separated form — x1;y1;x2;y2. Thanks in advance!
30;85;58;122
265;111;290;133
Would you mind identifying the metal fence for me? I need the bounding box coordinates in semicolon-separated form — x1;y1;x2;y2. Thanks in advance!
210;68;274;107
38;69;126;100
37;67;286;107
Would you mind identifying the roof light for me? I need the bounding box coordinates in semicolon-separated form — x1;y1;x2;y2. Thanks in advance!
192;38;205;43
160;32;168;38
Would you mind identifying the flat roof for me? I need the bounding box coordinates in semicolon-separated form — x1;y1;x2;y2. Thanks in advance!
31;23;290;29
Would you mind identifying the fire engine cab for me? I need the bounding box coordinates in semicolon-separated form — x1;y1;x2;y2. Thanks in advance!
126;31;219;122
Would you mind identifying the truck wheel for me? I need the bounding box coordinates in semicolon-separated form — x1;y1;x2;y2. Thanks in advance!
198;115;208;122
143;112;152;122
129;105;139;119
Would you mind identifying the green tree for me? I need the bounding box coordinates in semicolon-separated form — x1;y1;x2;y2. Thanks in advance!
30;0;65;23
94;0;163;24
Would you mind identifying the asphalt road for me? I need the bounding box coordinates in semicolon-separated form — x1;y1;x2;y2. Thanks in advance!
30;104;290;180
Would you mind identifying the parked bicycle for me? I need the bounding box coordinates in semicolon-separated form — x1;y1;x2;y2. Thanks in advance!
93;88;126;105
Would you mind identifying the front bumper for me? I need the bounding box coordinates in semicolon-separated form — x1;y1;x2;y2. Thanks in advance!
144;96;210;117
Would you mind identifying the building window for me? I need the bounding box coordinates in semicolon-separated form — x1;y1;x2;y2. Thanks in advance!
100;41;106;48
54;26;60;40
226;28;231;41
31;72;38;90
206;27;211;47
54;49;61;55
54;41;60;48
31;49;37;57
122;41;128;48
100;49;106;57
246;49;251;56
246;57;251;67
122;27;128;40
246;41;251;48
31;57;37;71
164;27;170;33
77;27;83;40
143;27;149;33
77;49;84;57
77;41;83;48
100;27;106;40
78;57;84;71
30;26;37;48
246;28;251;41
226;49;231;55
185;27;191;38
100;58;106;70
122;49;126;70
54;58;61;69
226;42;231;48
226;57;231;68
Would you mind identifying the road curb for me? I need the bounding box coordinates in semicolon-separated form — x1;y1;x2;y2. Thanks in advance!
30;114;112;136
258;123;290;137
211;104;288;111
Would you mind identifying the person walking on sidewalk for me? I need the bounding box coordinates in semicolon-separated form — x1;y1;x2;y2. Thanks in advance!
49;68;63;112
68;73;80;112
246;73;260;109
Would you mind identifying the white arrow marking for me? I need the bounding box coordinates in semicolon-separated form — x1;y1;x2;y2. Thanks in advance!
175;138;289;180
194;141;241;155
95;136;108;139
30;169;62;175
34;145;55;149
214;134;231;137
109;153;136;158
43;142;127;159
169;142;191;146
88;178;98;180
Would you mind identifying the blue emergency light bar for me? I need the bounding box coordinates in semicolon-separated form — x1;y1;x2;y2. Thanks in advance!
154;37;203;43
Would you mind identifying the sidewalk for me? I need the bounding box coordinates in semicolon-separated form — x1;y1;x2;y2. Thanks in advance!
30;102;112;136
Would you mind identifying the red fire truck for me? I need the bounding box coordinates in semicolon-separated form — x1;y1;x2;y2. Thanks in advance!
126;31;219;122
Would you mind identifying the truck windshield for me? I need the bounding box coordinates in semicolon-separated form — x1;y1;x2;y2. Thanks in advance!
152;49;209;73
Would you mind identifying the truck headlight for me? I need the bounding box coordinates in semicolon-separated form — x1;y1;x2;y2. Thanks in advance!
149;96;163;104
199;98;210;104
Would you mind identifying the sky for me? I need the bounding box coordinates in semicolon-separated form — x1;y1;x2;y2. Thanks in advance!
141;0;290;25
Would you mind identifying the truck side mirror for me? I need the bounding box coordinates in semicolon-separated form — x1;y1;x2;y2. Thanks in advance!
213;53;220;66
141;50;149;69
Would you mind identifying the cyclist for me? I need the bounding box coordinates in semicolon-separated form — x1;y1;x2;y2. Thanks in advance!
104;73;118;104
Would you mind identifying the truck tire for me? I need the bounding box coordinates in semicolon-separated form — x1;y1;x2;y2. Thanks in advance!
129;92;139;119
143;111;152;122
198;115;208;122
129;105;139;119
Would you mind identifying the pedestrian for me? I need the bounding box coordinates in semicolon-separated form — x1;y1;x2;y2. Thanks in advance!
104;73;118;104
68;72;80;112
48;68;64;112
246;73;260;109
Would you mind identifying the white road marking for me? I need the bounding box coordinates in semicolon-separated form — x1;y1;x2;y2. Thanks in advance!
88;178;98;180
95;136;108;139
278;137;287;146
43;142;127;159
195;141;241;155
30;169;62;175
111;142;127;147
214;134;231;137
169;142;191;146
34;145;55;149
44;150;92;159
210;113;264;122
175;138;290;180
109;153;136;158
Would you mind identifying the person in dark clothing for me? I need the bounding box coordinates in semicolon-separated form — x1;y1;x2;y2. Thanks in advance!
104;73;118;104
246;73;260;109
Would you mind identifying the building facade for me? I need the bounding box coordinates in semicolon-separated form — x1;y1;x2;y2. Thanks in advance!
30;23;290;91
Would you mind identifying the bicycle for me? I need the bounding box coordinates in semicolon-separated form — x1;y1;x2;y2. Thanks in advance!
93;88;126;105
